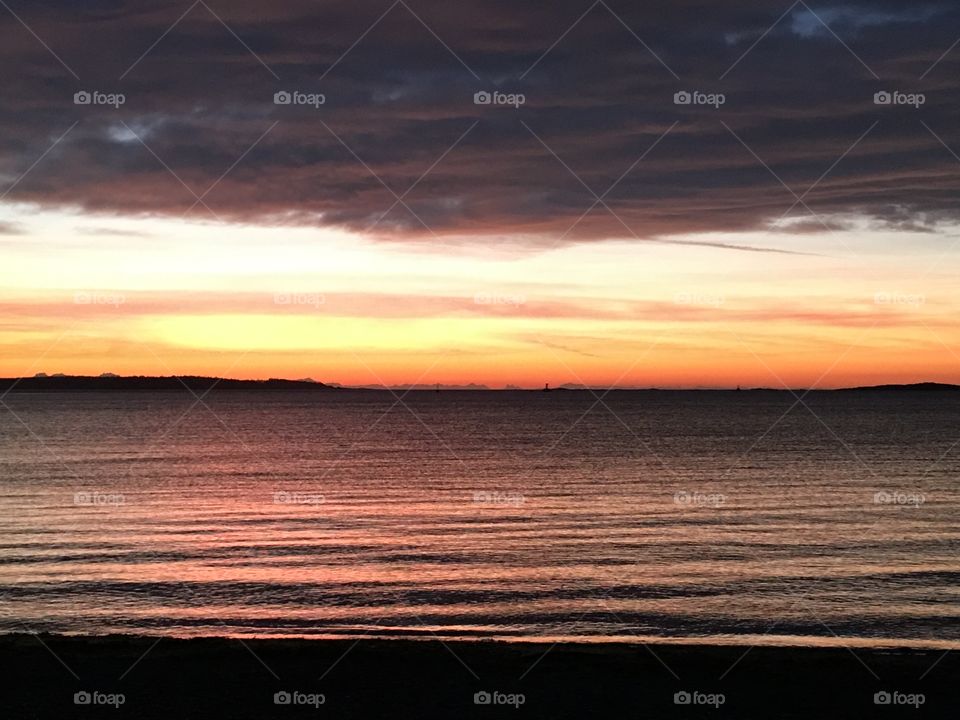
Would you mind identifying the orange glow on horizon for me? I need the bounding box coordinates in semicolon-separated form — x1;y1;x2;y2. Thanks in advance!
2;209;959;389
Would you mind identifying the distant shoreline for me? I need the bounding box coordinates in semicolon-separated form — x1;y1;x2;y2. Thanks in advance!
1;633;954;718
2;375;959;393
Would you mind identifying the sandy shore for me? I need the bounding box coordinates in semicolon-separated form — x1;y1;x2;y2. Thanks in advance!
0;634;954;718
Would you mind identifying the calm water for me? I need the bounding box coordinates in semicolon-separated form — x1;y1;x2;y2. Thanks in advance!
1;390;958;647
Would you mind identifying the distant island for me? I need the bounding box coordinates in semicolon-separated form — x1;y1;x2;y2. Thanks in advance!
2;374;336;394
838;382;960;392
2;374;959;393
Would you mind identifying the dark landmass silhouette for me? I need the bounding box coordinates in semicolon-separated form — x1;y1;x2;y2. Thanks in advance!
3;375;960;393
2;375;336;394
838;382;960;392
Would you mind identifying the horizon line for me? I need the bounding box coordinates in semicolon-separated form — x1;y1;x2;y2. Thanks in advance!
7;373;960;393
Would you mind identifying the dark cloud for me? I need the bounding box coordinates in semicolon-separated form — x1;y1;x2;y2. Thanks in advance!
1;0;959;251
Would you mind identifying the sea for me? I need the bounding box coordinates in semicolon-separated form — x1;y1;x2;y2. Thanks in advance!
1;389;958;647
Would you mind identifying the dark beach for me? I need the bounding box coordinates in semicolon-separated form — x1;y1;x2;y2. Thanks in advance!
0;634;954;718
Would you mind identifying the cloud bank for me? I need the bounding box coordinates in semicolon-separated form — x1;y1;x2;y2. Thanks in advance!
1;0;959;251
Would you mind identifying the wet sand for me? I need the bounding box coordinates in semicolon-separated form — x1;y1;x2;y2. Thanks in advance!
0;634;954;718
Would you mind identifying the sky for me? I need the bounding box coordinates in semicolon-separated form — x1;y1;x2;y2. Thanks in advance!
2;0;960;388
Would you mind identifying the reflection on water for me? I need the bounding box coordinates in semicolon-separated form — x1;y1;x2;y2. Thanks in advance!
0;390;958;647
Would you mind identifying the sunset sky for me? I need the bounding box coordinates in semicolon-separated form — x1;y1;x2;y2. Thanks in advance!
2;0;960;388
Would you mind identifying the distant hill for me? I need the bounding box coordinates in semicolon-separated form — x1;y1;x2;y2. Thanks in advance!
838;382;960;392
0;375;336;393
